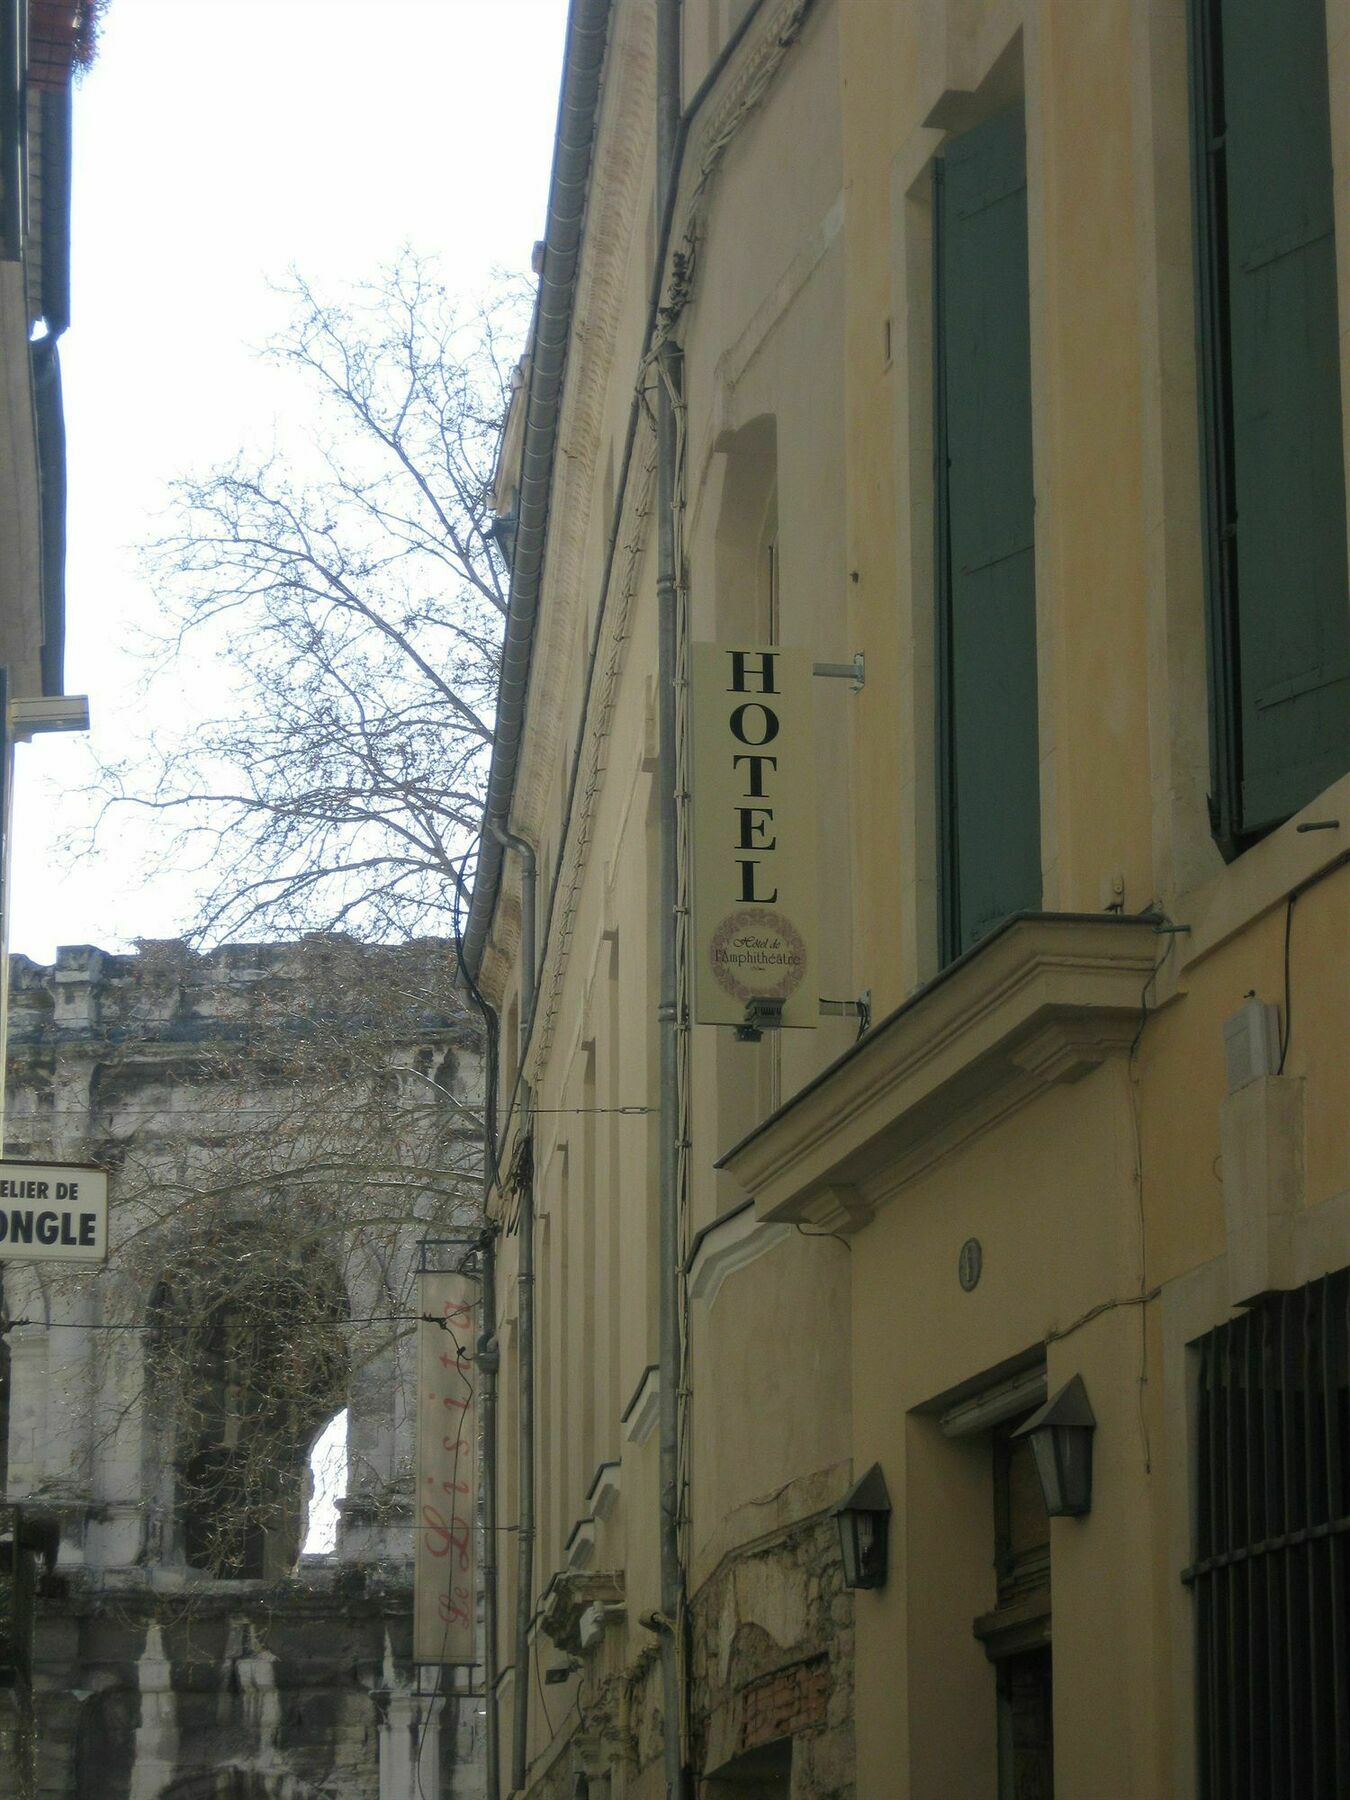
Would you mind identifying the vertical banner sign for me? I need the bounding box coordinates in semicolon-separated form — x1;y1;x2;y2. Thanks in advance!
691;644;819;1027
414;1271;478;1664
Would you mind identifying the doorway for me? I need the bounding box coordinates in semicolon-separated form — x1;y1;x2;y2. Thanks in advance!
997;1645;1053;1799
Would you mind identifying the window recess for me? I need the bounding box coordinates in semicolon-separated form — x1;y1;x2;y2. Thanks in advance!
1188;0;1350;855
933;105;1041;964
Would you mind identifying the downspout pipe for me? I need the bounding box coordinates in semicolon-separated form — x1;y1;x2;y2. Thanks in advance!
479;1227;501;1800
488;821;537;1797
654;3;688;1798
35;83;71;702
509;1116;535;1797
461;0;613;978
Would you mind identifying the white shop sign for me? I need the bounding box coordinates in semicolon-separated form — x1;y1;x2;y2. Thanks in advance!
0;1161;108;1263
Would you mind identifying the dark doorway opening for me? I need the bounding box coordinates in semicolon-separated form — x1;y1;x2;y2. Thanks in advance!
998;1644;1053;1799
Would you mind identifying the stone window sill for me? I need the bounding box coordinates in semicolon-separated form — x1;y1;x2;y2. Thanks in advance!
1177;768;1350;972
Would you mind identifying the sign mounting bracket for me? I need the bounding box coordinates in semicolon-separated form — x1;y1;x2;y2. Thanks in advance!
812;653;865;692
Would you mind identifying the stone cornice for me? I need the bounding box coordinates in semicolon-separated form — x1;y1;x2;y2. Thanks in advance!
40;1571;414;1618
718;915;1162;1230
539;1567;625;1654
620;1361;659;1444
509;1;653;852
685;1198;792;1308
479;0;652;1016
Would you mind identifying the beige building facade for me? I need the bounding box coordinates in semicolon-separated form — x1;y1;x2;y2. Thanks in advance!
469;1;1350;1795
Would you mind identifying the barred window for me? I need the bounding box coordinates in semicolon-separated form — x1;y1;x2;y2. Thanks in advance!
1186;1269;1350;1796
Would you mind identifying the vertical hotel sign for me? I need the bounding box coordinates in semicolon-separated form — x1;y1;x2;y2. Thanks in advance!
691;645;818;1027
414;1270;478;1664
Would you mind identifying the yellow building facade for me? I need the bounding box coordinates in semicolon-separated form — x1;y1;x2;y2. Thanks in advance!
467;1;1350;1795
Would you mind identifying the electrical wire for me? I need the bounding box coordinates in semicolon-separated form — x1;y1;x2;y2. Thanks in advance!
0;1311;473;1337
0;1099;480;1117
527;1105;654;1116
793;1222;851;1253
1045;1285;1162;1347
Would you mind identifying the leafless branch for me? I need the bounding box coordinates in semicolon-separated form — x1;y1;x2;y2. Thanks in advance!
86;252;530;947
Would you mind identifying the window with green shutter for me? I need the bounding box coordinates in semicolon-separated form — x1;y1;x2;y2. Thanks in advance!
934;105;1041;965
1189;0;1350;855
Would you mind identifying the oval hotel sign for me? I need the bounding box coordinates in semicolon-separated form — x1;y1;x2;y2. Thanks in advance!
691;644;818;1029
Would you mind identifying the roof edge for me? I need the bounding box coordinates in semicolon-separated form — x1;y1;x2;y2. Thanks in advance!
461;0;614;977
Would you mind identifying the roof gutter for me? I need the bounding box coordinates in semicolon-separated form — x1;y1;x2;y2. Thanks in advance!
34;83;72;699
461;0;612;975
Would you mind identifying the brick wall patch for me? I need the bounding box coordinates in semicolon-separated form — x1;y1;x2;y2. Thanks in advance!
739;1654;830;1753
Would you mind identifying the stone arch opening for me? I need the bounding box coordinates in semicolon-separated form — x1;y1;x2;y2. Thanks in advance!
300;1404;348;1556
145;1221;349;1579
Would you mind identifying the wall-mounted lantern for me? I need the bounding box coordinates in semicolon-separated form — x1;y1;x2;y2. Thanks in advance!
832;1463;891;1589
1013;1374;1096;1517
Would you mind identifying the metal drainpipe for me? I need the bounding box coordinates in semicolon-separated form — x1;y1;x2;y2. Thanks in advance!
479;1225;501;1800
489;820;537;1797
510;1125;535;1796
654;1;688;1796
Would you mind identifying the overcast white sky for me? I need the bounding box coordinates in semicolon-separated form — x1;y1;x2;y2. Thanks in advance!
10;0;568;963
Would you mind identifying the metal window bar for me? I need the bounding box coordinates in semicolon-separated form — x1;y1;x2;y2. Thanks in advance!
1184;1268;1350;1797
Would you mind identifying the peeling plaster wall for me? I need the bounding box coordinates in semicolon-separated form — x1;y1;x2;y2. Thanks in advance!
690;1515;853;1800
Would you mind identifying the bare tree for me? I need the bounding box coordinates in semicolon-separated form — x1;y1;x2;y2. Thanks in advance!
96;252;525;946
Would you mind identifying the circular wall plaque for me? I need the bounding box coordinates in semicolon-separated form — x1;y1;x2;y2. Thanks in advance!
708;906;808;1005
958;1237;982;1292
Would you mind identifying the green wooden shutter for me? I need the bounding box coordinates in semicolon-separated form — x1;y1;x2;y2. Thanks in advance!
935;106;1041;960
1193;0;1350;840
